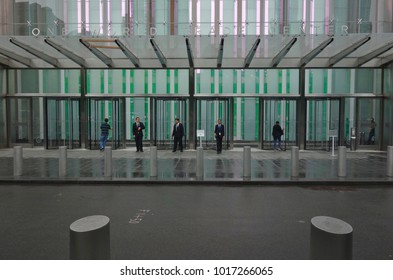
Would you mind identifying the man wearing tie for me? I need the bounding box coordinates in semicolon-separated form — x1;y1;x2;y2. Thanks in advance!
172;118;184;152
132;117;145;152
214;119;225;154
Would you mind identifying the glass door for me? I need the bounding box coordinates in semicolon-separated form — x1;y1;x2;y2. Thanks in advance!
8;97;33;147
45;98;80;149
154;98;187;149
356;99;381;149
306;99;340;150
262;99;297;150
197;98;230;150
88;98;124;150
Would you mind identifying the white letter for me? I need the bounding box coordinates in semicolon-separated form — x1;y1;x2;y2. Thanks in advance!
62;27;68;36
341;25;348;35
328;25;335;35
47;27;55;36
32;28;40;36
208;26;215;36
123;27;130;36
150;27;156;36
283;26;289;35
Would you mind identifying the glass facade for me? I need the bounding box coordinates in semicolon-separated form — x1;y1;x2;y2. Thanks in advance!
0;0;392;150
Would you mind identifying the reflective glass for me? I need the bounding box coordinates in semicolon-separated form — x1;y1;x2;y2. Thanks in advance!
14;69;81;94
87;69;188;95
0;98;5;147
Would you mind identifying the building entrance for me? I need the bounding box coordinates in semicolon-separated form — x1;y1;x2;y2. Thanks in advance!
88;98;125;150
152;98;187;149
7;97;34;147
306;99;340;150
45;98;80;149
262;99;297;150
196;98;230;150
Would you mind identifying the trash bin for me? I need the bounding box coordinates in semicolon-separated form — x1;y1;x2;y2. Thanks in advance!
350;128;356;151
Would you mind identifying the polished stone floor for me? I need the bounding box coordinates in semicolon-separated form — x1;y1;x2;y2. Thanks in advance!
0;147;389;182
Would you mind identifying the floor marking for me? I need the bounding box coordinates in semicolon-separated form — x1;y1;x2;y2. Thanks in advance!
129;209;151;224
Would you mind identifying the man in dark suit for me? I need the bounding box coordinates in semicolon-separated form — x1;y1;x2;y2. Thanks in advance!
132;117;145;152
172;118;184;152
214;119;225;154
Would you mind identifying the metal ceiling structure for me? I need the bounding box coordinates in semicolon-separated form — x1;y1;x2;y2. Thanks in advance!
1;34;393;69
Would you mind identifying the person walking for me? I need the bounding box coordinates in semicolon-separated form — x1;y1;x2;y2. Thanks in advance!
272;121;283;150
132;117;145;152
99;118;111;151
367;117;376;145
214;119;225;154
172;118;184;152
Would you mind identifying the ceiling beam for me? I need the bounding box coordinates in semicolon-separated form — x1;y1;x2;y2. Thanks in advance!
10;37;59;67
244;38;261;68
357;41;393;66
328;35;370;67
270;37;297;67
299;37;334;67
44;38;87;68
150;38;167;68
0;46;32;67
185;38;194;68
0;55;11;68
217;37;224;68
80;39;114;68
115;39;140;68
379;53;393;67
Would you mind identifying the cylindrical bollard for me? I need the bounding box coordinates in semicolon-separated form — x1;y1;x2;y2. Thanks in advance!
104;147;112;177
338;146;347;177
150;146;157;178
243;146;251;178
291;146;299;177
196;147;204;179
70;215;110;260
310;216;353;260
387;146;393;177
13;146;23;176
59;146;67;177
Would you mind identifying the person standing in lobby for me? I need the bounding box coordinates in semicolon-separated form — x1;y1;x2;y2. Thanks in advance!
214;119;225;154
99;118;111;151
133;117;145;152
272;121;284;150
172;118;184;152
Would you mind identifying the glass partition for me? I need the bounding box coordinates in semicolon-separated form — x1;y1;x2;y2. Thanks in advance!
13;69;81;94
0;98;6;147
196;69;299;95
357;99;381;147
306;99;340;150
306;69;382;95
87;69;189;95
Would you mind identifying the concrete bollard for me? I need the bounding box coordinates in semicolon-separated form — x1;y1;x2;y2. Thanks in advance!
13;146;23;176
310;216;353;260
196;147;204;179
387;146;393;177
243;146;251;179
291;146;299;177
104;147;112;177
150;146;158;178
70;215;110;260
59;146;67;177
338;146;347;177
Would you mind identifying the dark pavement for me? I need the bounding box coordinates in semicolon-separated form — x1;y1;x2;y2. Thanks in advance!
0;184;392;260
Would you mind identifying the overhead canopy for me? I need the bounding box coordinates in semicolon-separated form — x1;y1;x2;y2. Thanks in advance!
1;34;393;69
